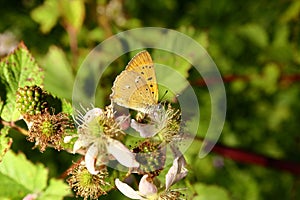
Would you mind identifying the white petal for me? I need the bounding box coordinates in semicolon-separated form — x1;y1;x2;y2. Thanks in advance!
148;105;166;122
115;115;130;130
107;138;139;168
170;145;188;182
84;108;103;123
85;144;99;174
139;175;157;196
174;156;188;183
115;179;144;199
63;136;73;143
131;106;166;138
165;157;179;190
131;119;158;138
165;156;188;190
72;140;83;153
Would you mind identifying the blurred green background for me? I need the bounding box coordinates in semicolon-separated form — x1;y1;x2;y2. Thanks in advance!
1;0;300;199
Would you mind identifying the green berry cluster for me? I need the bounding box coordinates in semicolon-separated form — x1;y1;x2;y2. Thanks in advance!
133;140;165;175
16;85;47;115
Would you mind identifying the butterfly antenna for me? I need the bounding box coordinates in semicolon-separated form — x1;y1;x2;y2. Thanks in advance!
159;90;168;102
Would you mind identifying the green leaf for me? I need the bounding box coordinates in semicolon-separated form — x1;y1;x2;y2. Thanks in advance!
193;183;230;200
61;99;73;115
0;42;44;121
238;23;268;48
41;45;74;100
0;172;31;199
272;24;289;48
152;50;192;101
0;127;12;162
0;150;71;199
60;0;85;31
226;169;259;200
30;0;60;33
262;63;280;93
0;150;48;199
280;0;300;22
250;63;280;94
38;178;71;200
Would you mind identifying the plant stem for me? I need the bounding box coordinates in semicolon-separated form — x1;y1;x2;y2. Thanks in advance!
0;118;28;136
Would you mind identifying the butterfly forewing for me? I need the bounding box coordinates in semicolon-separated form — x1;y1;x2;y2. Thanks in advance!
110;50;159;113
125;51;158;103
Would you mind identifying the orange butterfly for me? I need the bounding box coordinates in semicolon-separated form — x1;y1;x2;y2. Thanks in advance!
110;51;159;114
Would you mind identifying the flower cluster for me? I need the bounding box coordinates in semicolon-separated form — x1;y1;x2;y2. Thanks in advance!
15;83;188;199
65;103;188;199
115;151;187;199
65;105;139;175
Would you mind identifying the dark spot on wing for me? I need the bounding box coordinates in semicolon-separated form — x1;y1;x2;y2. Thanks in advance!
147;77;153;81
150;84;153;87
135;76;141;83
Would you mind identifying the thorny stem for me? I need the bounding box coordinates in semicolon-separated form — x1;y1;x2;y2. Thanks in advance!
194;135;300;175
0;118;28;136
192;74;300;86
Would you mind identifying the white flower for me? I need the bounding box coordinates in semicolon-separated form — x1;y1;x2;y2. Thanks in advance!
69;107;139;174
165;156;188;190
131;105;167;138
115;175;157;199
115;154;188;199
165;144;188;190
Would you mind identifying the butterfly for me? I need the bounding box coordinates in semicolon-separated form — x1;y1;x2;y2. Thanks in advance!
110;50;159;114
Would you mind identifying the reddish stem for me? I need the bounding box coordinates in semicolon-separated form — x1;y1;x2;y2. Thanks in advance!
192;74;300;86
211;143;300;175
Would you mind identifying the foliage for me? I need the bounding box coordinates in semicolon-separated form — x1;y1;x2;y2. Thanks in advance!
0;150;71;199
0;0;300;199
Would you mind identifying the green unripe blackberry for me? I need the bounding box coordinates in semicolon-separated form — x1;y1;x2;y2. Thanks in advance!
133;140;165;175
16;85;47;115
